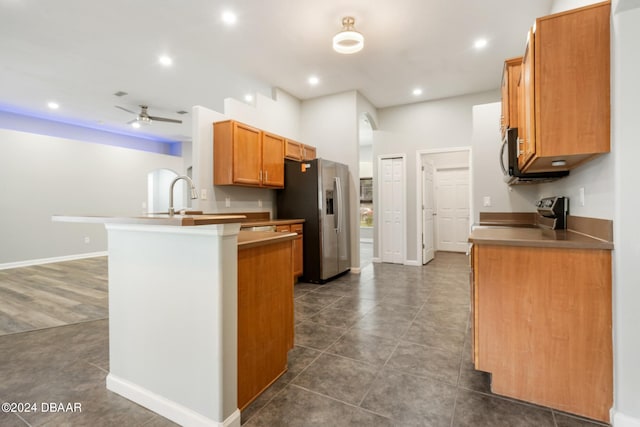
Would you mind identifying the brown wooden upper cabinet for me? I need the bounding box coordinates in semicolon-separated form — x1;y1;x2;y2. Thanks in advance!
517;1;610;173
500;57;522;139
284;139;316;161
213;120;284;188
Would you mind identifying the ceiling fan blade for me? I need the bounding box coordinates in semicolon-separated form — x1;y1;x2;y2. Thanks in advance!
126;118;139;125
148;115;182;124
116;105;137;114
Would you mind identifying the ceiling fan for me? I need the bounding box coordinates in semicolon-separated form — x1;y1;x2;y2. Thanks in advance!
115;105;182;128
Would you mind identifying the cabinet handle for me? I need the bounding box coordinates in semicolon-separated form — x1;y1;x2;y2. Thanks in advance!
264;170;268;182
259;170;262;181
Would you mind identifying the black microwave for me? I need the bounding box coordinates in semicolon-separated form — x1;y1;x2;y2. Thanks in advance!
500;128;568;185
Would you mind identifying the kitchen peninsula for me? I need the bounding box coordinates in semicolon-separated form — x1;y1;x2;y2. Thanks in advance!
52;213;297;427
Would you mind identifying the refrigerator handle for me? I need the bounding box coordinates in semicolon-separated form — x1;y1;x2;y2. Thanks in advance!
335;176;343;233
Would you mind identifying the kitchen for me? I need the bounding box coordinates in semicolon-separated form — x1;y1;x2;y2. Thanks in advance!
1;0;639;426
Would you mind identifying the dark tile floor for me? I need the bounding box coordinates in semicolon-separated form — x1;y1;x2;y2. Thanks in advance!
0;251;609;426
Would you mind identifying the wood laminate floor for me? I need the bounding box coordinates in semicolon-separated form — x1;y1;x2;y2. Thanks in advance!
0;257;108;336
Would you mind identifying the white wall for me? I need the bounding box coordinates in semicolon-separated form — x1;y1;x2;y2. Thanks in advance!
373;90;500;262
191;88;303;216
300;91;361;270
471;103;539;223
551;0;597;12
0;128;184;266
611;1;640;424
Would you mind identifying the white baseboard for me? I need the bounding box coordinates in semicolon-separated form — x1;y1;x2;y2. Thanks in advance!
0;251;108;270
612;409;640;427
107;374;240;427
404;260;421;266
350;267;361;274
372;257;382;263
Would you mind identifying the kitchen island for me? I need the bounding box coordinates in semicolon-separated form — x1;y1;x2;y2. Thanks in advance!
468;215;613;422
52;214;296;427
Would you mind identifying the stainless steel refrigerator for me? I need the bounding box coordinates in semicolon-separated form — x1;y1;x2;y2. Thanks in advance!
277;159;350;283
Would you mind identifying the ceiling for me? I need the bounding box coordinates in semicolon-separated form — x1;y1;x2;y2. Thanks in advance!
0;0;553;143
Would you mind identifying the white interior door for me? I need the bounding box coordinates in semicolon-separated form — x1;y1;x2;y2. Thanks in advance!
435;168;470;253
422;161;435;264
381;157;404;264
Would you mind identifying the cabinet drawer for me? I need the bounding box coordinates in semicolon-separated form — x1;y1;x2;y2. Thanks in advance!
291;223;303;235
276;225;291;233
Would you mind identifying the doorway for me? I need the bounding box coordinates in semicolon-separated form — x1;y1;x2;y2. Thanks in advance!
147;168;181;214
379;155;405;264
418;148;471;263
435;167;470;253
422;161;435;264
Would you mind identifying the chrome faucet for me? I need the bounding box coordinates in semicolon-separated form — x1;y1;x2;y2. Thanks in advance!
168;175;198;216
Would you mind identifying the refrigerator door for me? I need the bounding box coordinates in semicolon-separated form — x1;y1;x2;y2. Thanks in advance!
320;160;339;280
335;163;351;274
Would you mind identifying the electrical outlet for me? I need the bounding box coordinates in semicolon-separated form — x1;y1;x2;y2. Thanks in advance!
579;187;585;207
258;199;262;208
225;197;231;208
200;188;207;200
483;196;492;207
84;236;90;244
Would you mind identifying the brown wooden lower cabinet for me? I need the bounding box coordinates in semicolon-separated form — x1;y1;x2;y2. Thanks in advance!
471;244;612;422
276;223;303;279
237;238;294;410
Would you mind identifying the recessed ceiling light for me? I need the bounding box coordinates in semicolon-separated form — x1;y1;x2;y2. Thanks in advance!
412;88;423;96
474;38;488;49
244;94;254;103
222;10;237;25
47;101;59;110
131;122;141;129
159;55;173;66
308;76;319;86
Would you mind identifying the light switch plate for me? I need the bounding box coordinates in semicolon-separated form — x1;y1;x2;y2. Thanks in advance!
225;197;231;208
483;196;491;207
200;188;207;200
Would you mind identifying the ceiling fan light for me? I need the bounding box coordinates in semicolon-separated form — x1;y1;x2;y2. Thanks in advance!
131;122;141;129
333;17;364;54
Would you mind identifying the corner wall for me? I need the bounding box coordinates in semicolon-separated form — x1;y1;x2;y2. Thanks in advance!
611;1;640;425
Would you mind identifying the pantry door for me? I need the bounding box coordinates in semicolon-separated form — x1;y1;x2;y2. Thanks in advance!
380;156;405;264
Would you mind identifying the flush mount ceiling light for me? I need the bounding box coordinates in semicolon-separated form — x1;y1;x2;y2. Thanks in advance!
47;101;59;110
308;75;319;86
333;16;364;54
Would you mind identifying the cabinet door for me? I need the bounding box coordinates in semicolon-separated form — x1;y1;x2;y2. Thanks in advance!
291;223;304;278
262;132;285;188
233;122;262;186
518;28;536;171
285;139;302;161
302;144;316;160
506;57;522;132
